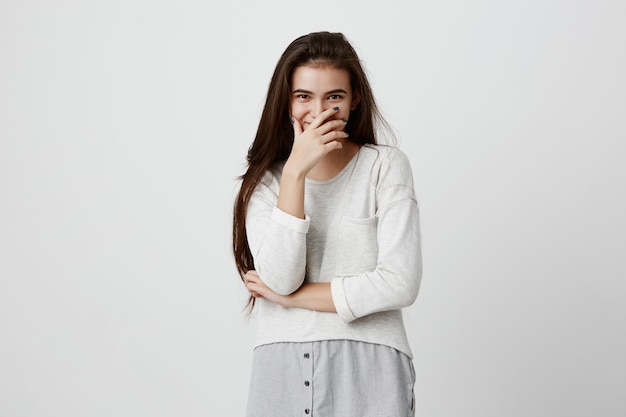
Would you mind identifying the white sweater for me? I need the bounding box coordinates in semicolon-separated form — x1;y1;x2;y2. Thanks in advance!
246;144;422;357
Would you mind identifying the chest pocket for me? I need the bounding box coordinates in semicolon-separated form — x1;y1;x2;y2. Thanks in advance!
336;215;379;276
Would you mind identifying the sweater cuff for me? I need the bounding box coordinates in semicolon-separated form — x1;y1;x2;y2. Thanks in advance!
271;206;310;233
331;277;357;323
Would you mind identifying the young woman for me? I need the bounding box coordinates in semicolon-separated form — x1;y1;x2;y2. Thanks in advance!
232;31;422;417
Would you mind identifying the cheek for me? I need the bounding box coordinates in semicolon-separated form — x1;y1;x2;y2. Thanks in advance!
290;103;305;118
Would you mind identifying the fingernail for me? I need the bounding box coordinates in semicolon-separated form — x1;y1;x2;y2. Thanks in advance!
333;106;339;111
342;119;348;123
290;117;294;124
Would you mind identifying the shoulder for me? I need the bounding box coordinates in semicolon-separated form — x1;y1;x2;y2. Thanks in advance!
359;144;413;169
251;162;285;203
358;145;415;187
259;161;285;187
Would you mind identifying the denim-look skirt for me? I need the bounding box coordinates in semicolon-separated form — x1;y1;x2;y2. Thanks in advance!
246;340;415;417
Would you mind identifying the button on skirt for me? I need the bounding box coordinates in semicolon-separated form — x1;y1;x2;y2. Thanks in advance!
246;340;415;417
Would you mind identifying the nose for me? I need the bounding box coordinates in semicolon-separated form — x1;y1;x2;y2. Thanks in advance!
310;100;329;118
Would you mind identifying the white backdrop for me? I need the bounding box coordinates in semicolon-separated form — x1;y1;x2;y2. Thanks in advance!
1;1;624;416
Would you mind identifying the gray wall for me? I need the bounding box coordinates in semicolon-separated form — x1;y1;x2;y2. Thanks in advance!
1;0;624;416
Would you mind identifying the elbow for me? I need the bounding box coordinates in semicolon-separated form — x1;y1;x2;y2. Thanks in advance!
254;254;307;295
271;280;303;296
395;287;418;309
260;269;305;296
404;284;420;306
394;270;421;308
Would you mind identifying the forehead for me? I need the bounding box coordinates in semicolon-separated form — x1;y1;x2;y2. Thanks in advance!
291;64;351;91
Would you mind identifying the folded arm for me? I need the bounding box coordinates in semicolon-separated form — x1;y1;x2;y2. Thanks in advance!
244;270;336;312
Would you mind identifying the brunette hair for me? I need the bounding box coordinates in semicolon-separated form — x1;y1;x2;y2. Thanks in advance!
232;31;391;308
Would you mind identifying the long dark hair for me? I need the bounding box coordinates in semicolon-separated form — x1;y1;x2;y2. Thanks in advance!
232;31;391;308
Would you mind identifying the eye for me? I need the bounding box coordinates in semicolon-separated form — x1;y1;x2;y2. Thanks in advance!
328;94;342;100
296;94;309;99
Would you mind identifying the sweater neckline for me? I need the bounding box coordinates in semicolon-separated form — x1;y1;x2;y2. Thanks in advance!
305;147;362;186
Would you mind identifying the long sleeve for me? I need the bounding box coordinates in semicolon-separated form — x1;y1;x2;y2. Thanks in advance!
331;149;422;322
246;171;310;295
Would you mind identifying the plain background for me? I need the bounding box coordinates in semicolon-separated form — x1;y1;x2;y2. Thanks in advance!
1;1;625;416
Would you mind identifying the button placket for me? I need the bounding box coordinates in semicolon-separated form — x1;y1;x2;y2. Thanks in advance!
301;342;313;416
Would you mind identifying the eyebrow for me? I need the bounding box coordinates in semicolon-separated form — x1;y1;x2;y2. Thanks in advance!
292;88;348;95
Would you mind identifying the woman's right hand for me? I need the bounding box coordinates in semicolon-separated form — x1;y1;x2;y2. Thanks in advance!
284;107;349;177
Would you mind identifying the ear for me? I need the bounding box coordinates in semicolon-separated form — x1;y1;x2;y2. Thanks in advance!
350;91;361;110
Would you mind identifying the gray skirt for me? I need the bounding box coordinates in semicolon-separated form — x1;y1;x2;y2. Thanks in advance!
246;340;415;417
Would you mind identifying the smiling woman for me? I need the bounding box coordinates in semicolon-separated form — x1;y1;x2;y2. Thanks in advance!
232;31;422;417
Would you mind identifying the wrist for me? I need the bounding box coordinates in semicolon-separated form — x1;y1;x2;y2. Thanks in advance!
282;160;307;181
282;291;297;309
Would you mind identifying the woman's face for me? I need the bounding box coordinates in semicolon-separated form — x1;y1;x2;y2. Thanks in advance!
290;64;360;129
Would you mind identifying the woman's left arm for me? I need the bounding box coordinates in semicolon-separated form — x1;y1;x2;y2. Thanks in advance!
330;149;422;322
